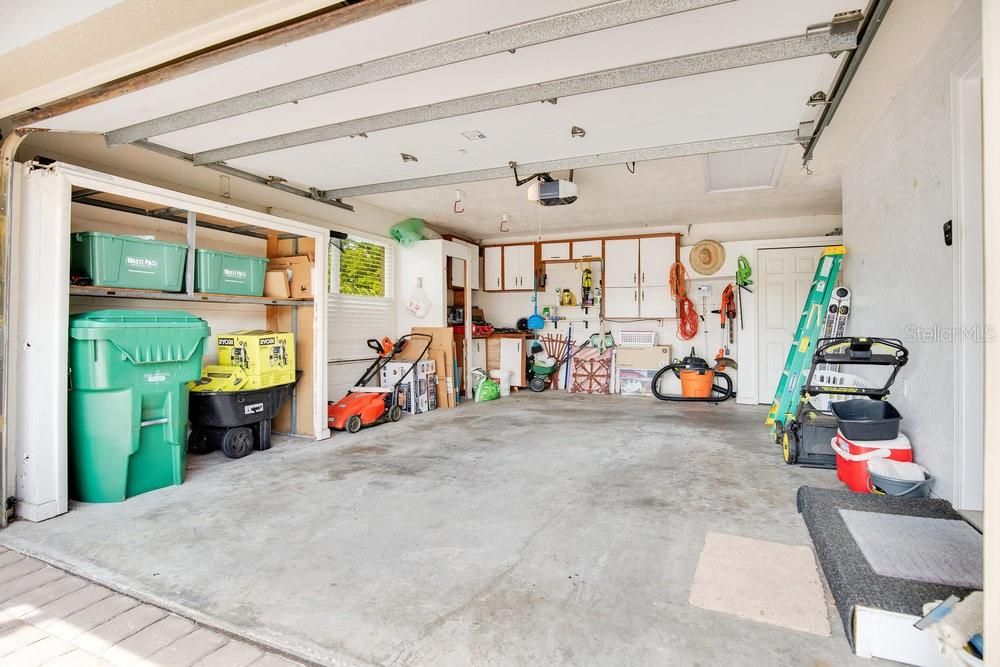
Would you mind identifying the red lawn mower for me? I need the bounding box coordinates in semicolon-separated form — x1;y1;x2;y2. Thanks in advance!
328;333;432;433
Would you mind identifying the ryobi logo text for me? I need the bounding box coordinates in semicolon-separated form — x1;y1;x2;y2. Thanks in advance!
259;337;276;345
217;338;235;346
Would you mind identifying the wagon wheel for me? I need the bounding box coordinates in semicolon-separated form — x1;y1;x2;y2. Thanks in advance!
221;427;254;459
187;428;214;455
388;405;402;422
347;415;363;433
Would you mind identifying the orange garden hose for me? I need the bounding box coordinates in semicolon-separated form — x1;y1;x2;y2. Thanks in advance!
669;262;698;341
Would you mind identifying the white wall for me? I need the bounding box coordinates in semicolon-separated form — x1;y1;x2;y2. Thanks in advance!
395;240;449;336
841;0;979;504
474;230;841;403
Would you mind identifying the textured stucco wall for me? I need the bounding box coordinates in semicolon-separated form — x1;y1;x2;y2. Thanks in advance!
842;0;979;503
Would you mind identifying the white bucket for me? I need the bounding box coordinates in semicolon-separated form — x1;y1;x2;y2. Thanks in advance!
490;369;511;397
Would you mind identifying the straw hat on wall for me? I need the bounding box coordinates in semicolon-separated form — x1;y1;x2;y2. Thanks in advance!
689;240;725;275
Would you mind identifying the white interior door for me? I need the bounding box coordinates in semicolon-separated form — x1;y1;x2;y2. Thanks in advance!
604;239;639;287
756;246;824;403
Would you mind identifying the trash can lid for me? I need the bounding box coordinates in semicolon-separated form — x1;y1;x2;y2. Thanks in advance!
70;309;208;331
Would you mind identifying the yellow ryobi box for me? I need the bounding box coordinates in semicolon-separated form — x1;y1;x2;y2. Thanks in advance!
215;330;295;389
189;365;249;393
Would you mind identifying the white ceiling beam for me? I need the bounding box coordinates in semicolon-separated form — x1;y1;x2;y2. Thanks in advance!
105;0;735;146
316;129;801;198
191;19;859;166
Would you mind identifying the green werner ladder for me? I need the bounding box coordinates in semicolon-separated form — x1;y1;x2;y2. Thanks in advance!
765;245;845;433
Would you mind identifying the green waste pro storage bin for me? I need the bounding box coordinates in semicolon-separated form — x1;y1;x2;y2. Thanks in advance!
194;249;268;296
68;310;210;502
71;232;188;292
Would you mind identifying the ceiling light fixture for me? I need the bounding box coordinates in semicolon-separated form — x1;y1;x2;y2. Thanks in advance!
499;213;510;233
460;130;487;141
401;153;418;163
571;126;586;138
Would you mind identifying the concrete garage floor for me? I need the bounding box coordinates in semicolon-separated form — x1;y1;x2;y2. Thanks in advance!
1;393;881;666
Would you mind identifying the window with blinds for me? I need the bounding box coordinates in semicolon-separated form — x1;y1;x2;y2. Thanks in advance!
327;235;395;399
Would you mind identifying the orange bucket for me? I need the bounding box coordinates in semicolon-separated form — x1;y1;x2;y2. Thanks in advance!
680;369;715;398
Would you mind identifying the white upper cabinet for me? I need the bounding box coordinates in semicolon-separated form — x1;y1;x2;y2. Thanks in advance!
639;237;674;287
540;242;570;261
572;239;602;259
604;238;639;287
483;246;502;292
503;244;535;290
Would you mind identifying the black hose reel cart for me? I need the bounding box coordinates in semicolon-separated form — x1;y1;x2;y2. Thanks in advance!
777;337;908;467
188;372;301;459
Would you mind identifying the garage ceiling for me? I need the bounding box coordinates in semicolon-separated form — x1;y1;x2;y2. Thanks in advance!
16;0;868;237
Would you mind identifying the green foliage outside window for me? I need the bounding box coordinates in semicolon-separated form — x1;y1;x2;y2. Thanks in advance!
335;238;385;297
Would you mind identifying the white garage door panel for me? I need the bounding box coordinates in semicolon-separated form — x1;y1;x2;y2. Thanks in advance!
33;0;859;135
221;57;827;190
31;0;598;133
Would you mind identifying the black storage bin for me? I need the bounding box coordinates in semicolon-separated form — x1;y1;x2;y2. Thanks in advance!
831;399;902;441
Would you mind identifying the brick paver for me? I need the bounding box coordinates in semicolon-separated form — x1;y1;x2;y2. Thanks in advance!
0;549;304;667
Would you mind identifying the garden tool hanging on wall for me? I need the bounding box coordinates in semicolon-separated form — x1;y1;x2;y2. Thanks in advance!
581;263;594;307
736;255;753;330
721;283;737;344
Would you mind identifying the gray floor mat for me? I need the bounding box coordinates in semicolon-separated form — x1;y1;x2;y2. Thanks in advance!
839;510;982;589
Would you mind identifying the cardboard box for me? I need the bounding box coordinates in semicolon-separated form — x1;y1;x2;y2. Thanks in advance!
267;254;314;298
216;330;295;389
263;270;291;298
405;327;458;408
616;345;673;370
618;368;659;397
381;360;436;414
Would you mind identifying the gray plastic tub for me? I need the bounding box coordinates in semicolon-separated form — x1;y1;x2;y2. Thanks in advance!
831;399;902;441
868;468;933;497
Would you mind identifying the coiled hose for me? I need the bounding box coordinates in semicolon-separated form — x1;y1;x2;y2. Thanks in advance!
669;262;698;341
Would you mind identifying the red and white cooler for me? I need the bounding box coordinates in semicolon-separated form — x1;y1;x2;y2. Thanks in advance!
830;431;912;493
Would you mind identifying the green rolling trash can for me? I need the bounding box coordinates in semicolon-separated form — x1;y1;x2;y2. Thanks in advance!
68;310;210;502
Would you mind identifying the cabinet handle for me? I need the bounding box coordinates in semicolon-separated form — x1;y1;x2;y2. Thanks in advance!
634;290;637;302
497;277;500;288
642;272;645;283
642;290;645;301
633;272;637;285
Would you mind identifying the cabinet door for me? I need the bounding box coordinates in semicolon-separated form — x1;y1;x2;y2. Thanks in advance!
540;242;570;261
640;286;674;318
604;239;639;287
604;286;639;318
572;239;602;259
499;338;525;386
639;236;674;287
472;339;487;371
450;256;465;288
483;247;502;291
504;245;534;290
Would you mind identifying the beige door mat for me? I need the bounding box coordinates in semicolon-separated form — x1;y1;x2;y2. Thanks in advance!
689;532;832;636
